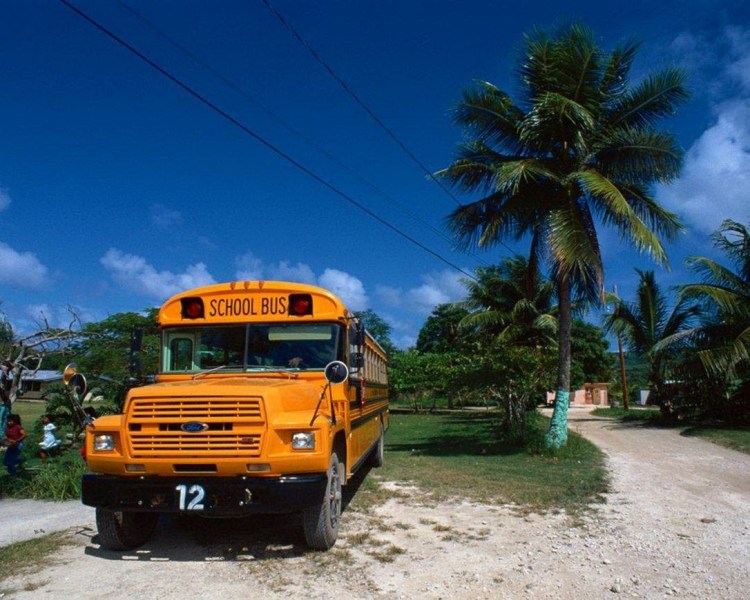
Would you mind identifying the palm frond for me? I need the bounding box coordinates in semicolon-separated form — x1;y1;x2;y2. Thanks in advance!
617;184;683;242
454;82;525;151
610;66;689;128
594;127;684;184
547;203;604;298
600;39;639;98
578;169;668;264
711;219;750;282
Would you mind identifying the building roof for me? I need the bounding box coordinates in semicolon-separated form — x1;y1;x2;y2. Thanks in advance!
20;370;63;383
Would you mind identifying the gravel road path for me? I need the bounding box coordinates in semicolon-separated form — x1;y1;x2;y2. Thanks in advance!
2;407;749;599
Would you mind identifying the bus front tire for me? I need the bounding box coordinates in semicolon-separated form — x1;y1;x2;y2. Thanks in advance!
96;508;158;551
303;452;342;550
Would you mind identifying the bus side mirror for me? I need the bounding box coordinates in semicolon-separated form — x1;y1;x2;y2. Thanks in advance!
324;361;349;385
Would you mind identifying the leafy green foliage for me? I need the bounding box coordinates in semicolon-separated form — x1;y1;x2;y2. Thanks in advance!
570;320;613;388
1;452;86;501
415;304;471;354
458;256;557;347
75;309;159;378
354;309;397;356
389;344;556;442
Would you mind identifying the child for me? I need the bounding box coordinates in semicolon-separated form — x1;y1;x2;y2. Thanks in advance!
38;415;60;464
2;414;27;475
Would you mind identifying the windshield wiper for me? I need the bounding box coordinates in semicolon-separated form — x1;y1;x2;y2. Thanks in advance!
192;365;234;380
245;365;298;378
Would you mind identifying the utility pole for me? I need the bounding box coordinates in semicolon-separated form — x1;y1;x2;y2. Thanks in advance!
613;285;629;410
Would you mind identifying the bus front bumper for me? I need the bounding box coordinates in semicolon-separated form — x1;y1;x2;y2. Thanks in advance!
81;473;328;515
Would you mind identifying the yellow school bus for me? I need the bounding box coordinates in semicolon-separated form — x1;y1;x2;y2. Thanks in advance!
81;281;388;550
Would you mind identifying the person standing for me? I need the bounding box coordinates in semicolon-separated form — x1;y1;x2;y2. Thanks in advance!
38;415;60;464
2;414;27;475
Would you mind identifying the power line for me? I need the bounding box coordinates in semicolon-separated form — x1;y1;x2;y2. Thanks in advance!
57;0;478;282
261;0;464;207
116;0;487;266
261;0;518;258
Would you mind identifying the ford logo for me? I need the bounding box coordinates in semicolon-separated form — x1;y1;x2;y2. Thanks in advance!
181;421;208;433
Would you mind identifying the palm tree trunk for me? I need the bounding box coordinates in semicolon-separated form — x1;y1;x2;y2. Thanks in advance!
545;275;572;448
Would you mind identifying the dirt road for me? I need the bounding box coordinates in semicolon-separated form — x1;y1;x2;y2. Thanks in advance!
3;407;749;599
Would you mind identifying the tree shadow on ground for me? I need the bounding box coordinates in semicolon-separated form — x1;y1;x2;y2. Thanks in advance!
386;412;528;458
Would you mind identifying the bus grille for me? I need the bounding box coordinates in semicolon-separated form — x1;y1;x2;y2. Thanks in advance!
126;396;264;459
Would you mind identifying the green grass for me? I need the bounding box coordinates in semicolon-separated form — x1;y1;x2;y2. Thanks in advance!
9;400;47;427
681;426;750;454
1;451;86;501
591;406;661;422
371;412;607;511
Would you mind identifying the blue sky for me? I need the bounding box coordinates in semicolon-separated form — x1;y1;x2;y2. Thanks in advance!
1;1;749;349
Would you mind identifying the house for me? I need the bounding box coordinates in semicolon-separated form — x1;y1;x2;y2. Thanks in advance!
19;370;63;401
546;382;610;406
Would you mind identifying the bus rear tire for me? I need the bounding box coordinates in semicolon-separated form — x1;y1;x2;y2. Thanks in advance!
96;508;158;550
303;452;342;550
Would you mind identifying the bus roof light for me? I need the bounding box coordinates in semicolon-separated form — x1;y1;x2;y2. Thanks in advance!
289;294;313;316
181;297;205;319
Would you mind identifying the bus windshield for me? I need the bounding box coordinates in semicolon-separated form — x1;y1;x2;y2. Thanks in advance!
162;323;341;373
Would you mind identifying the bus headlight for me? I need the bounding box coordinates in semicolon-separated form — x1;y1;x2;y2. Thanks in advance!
93;434;115;451
291;432;315;450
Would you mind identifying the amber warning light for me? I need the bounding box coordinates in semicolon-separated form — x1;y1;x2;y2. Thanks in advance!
181;297;205;319
289;294;313;316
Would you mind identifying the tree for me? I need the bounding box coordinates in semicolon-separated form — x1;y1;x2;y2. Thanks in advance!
439;24;686;447
1;309;82;432
75;310;159;381
570;320;613;389
354;309;397;356
604;270;698;416
679;220;750;377
415;303;472;354
458;256;556;347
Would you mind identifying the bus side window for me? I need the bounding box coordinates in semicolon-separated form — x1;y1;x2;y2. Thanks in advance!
348;325;363;372
169;338;194;371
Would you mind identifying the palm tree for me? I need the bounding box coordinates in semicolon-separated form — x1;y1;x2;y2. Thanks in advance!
679;220;750;377
604;270;698;415
458;255;557;347
439;24;687;447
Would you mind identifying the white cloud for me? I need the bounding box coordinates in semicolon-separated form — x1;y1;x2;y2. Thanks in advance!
101;248;216;299
375;270;466;316
0;188;10;212
660;100;750;233
23;303;98;330
273;261;317;283
234;253;316;284
0;242;48;289
318;269;368;311
374;284;403;307
149;204;182;229
235;254;368;310
235;252;264;280
660;26;750;234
